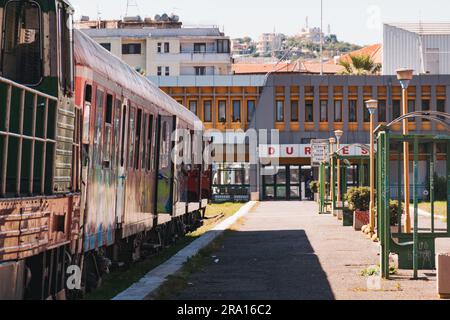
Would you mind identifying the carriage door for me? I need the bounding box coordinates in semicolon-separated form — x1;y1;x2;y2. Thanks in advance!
155;116;175;215
116;101;129;224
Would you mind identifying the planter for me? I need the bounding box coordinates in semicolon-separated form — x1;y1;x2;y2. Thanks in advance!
343;209;353;227
314;193;319;203
353;210;370;231
437;253;450;299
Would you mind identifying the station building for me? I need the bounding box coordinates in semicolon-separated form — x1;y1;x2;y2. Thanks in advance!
148;74;450;201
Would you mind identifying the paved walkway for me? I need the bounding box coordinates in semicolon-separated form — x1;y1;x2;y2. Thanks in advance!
170;201;450;300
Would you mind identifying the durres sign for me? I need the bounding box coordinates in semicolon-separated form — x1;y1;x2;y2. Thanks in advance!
259;144;369;159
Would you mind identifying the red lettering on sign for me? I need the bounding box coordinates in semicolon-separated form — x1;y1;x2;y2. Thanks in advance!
305;147;311;155
269;147;275;155
361;149;369;155
343;146;350;155
286;147;294;155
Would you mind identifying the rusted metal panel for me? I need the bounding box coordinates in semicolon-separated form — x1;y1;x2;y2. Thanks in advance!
0;195;80;261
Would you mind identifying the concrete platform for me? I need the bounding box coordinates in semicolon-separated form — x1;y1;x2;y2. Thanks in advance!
169;201;450;300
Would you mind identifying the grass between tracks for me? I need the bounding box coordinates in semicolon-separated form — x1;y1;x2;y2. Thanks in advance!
84;202;244;300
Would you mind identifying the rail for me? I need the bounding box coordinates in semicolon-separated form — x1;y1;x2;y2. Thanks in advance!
0;76;58;197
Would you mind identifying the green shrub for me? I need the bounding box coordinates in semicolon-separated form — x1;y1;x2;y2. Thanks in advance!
310;181;319;193
345;187;371;212
389;200;400;226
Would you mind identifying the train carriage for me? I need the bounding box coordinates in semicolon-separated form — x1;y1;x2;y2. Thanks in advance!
0;0;211;300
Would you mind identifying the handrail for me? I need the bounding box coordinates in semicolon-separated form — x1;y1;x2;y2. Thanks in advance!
0;76;57;101
0;77;58;197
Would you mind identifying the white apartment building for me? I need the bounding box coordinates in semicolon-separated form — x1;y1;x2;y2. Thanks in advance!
256;33;283;56
297;27;323;44
78;18;232;77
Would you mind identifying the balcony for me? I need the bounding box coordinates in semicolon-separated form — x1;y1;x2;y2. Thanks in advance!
155;52;231;64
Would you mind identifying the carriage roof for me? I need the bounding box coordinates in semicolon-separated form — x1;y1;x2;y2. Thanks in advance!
73;29;202;128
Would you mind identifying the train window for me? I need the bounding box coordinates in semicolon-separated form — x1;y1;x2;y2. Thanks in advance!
103;94;113;166
82;84;92;144
147;114;154;171
95;89;105;166
135;109;142;170
120;104;127;167
1;1;42;85
114;99;121;167
142;114;148;170
57;2;74;93
159;121;170;170
128;107;136;169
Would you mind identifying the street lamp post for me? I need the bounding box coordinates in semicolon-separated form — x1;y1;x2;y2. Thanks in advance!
396;68;414;233
329;138;336;204
366;100;378;234
334;130;344;205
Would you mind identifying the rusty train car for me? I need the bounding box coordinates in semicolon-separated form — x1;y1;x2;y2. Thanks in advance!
0;0;211;300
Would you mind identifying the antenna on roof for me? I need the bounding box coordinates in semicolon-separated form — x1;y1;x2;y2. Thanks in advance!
125;0;140;17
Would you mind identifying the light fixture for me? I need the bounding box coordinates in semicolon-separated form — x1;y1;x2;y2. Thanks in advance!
396;68;414;90
334;130;344;142
365;99;378;116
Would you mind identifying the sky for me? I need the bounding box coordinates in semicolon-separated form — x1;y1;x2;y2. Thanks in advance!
70;0;450;45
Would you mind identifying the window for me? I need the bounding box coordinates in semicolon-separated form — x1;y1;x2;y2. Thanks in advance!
165;66;170;76
114;99;121;167
334;100;342;122
147;115;154;171
157;42;162;53
247;100;256;122
95;89;104;165
422;100;430;122
157;66;162;76
195;66;206;75
291;100;299;122
320;100;328;122
378;100;386;122
189;101;198;116
276;100;284;122
349;100;357;122
103;94;113;165
194;43;206;53
142;114;148;170
232;100;241;122
2;1;42;85
135;109;142;169
120;105;127;167
217;39;230;53
100;43;111;51
408;100;415;122
82;85;92;144
203;100;212;122
437;99;446;113
393;100;401;120
305;101;314;122
363;103;370;122
164;42;170;53
218;100;227;123
128;107;136;168
122;43;141;54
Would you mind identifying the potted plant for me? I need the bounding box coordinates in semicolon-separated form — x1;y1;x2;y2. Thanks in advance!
346;187;370;231
310;181;319;202
389;200;400;236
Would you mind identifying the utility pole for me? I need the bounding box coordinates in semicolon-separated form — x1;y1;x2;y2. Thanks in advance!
320;0;323;75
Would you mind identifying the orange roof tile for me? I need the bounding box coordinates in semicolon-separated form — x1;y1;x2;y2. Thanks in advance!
330;44;382;65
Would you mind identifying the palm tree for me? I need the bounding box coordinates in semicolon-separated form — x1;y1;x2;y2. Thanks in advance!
338;55;382;75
